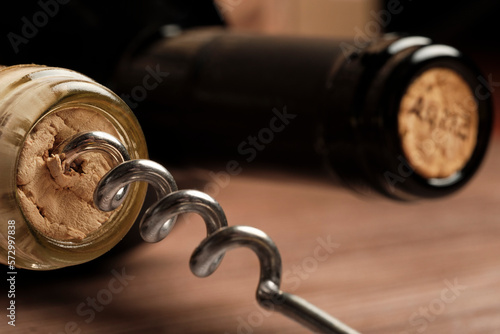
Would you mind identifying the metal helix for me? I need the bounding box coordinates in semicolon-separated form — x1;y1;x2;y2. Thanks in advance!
59;131;361;334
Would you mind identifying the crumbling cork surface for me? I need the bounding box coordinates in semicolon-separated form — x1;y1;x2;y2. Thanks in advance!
398;68;478;179
17;108;119;241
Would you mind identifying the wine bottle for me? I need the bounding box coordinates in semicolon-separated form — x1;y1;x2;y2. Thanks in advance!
114;29;492;200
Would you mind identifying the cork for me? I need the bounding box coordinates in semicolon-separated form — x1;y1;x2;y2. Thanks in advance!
17;108;119;241
398;68;478;179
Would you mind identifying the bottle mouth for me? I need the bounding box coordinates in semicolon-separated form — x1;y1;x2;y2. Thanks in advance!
380;43;493;199
0;65;148;269
322;36;493;200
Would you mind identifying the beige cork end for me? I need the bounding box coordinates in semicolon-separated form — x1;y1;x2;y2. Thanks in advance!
398;68;479;179
17;108;120;241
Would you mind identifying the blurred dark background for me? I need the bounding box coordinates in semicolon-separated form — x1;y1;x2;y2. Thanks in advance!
1;1;499;78
383;0;500;53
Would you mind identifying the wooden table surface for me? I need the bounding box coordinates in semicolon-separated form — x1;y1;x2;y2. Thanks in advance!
3;133;500;334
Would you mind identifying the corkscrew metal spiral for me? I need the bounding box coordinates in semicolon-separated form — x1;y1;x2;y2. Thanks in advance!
58;131;361;334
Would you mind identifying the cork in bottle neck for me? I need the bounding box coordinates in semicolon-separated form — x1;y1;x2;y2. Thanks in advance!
398;68;478;179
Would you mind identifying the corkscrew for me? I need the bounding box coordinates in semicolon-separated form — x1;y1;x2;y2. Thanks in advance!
54;131;361;333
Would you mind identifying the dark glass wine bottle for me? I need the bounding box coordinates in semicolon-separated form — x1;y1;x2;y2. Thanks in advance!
114;30;492;200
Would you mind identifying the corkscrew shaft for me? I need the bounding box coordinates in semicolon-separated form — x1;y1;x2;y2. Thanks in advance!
191;225;361;334
63;131;361;333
